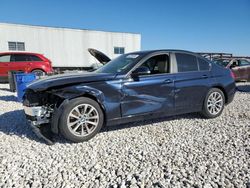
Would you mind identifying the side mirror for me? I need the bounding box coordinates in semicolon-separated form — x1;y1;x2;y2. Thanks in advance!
132;66;150;76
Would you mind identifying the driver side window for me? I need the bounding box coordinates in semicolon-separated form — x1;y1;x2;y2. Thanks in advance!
140;54;170;75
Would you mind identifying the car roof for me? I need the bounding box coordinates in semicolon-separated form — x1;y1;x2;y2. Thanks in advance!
0;51;42;55
129;49;201;56
128;49;208;61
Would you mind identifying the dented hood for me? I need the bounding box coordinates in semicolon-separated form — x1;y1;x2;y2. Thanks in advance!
27;72;116;92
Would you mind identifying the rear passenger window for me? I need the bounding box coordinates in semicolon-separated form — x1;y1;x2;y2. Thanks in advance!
198;57;210;71
12;54;30;62
30;55;42;61
176;53;198;72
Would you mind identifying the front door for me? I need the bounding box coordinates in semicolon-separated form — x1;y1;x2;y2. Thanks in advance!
8;54;30;73
121;54;175;117
0;54;11;77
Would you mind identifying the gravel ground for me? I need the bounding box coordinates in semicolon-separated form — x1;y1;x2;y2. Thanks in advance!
0;83;249;188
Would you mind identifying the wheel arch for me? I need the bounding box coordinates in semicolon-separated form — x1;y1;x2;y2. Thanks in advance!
31;68;46;73
51;88;107;134
211;85;228;104
80;93;107;122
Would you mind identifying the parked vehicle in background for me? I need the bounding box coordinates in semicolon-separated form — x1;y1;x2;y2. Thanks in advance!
0;52;53;82
214;58;250;81
23;49;236;144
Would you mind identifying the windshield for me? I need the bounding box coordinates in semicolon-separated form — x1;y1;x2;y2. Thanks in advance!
96;53;143;74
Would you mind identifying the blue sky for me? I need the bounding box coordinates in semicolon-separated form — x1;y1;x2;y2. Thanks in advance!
1;0;249;55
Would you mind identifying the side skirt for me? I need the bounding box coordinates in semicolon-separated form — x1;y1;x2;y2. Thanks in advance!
106;105;202;126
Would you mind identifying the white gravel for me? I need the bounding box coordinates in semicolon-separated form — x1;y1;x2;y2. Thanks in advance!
0;83;249;187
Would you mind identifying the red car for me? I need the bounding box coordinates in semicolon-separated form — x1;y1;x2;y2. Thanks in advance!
0;52;53;81
214;58;250;81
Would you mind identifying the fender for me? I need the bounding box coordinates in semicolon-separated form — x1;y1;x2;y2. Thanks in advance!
51;99;69;134
50;85;107;134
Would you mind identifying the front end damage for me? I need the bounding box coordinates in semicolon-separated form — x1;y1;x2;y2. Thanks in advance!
23;89;63;144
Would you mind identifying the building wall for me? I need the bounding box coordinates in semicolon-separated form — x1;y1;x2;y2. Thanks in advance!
0;23;141;67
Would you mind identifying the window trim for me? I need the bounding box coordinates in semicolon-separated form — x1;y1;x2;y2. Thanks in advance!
126;52;172;78
197;56;212;71
11;54;30;62
175;52;199;73
125;51;212;79
175;52;211;73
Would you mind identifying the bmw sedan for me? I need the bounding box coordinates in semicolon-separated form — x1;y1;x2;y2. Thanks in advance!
23;50;236;144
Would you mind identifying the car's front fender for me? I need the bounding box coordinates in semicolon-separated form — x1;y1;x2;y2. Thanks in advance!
52;85;105;104
50;85;106;134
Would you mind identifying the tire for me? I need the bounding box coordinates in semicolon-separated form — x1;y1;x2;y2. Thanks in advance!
59;97;104;142
31;69;45;77
201;88;225;118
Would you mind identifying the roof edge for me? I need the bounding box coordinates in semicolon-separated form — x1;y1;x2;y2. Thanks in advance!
0;22;141;35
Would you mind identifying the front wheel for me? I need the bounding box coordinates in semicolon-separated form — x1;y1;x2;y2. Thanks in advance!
59;97;104;142
201;88;225;118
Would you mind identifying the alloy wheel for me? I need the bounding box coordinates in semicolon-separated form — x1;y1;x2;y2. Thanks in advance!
207;91;223;115
67;104;99;137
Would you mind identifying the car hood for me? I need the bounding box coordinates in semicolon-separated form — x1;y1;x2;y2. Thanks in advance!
27;72;116;92
88;48;111;65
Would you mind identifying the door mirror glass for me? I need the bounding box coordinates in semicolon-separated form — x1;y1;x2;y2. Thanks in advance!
132;66;151;76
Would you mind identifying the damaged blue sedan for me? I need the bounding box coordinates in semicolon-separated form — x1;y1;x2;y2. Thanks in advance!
23;49;235;144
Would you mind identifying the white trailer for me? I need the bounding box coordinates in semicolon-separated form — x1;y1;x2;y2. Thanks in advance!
0;23;141;70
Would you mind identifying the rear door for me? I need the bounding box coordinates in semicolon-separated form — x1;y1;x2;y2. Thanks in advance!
8;54;31;73
28;55;43;69
0;54;11;77
174;53;211;113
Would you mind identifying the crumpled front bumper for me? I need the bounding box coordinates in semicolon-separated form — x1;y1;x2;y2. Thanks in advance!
27;120;54;145
23;105;54;145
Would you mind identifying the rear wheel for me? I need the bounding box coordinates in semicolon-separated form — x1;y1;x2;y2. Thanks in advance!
59;97;104;142
32;69;45;77
201;88;225;118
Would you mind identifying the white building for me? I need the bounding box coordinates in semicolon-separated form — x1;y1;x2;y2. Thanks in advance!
0;23;141;68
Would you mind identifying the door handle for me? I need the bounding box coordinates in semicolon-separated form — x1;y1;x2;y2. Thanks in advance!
164;79;173;84
202;75;208;78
